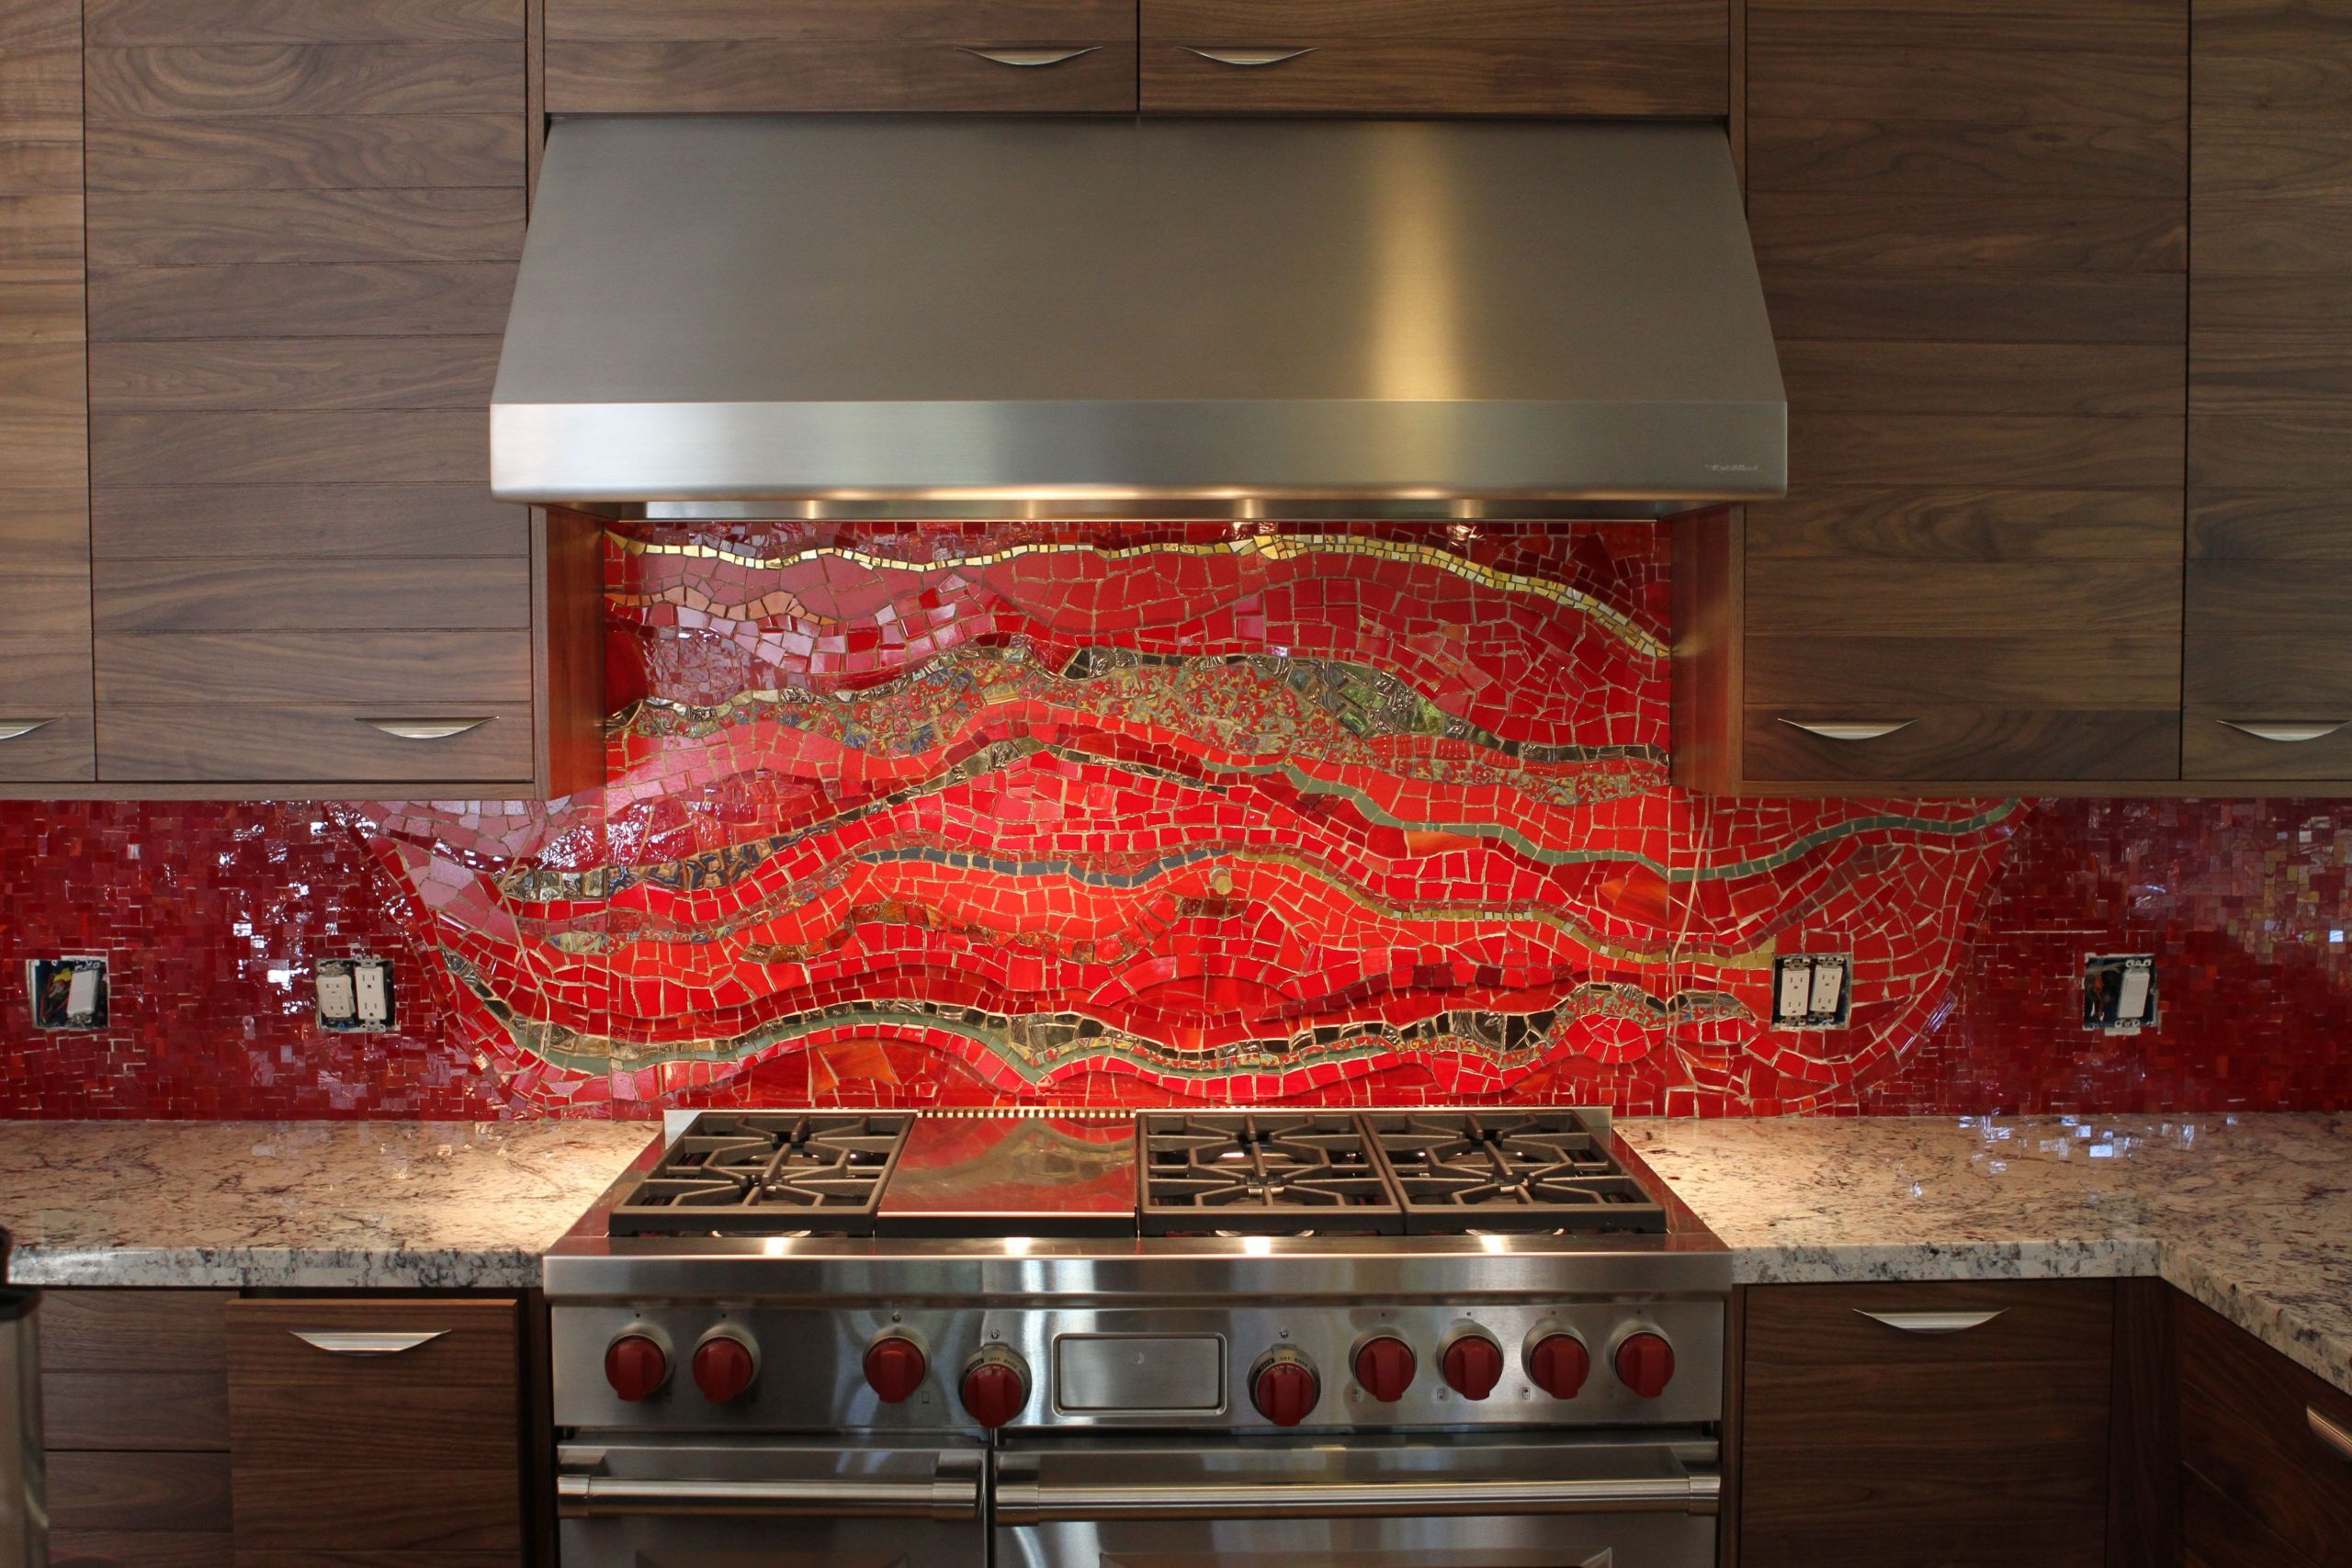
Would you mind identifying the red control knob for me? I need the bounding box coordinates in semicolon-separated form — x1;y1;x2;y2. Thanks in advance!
1252;1352;1321;1427
1528;1333;1591;1400
959;1350;1030;1430
1442;1332;1506;1401
1352;1336;1417;1403
1615;1332;1676;1399
604;1332;669;1402
692;1334;757;1404
864;1336;928;1404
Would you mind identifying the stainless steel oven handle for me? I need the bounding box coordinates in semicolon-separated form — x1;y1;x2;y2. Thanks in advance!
557;1473;981;1520
993;1472;1721;1523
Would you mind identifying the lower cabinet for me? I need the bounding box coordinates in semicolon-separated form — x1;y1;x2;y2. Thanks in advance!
38;1291;535;1568
2176;1294;2352;1568
1737;1280;2116;1568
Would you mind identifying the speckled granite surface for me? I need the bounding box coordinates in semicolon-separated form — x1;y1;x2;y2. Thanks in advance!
1622;1112;2352;1394
0;1121;652;1290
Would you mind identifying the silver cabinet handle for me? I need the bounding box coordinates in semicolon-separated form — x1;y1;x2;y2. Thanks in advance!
994;1473;1719;1523
1781;718;1916;741
289;1328;448;1356
2220;719;2349;744
0;719;55;742
359;717;493;740
558;1474;981;1521
2312;1405;2352;1465
961;46;1099;66
1856;1309;2007;1335
1182;46;1317;66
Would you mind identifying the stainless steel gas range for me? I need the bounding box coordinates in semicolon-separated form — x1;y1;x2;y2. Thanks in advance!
546;1107;1731;1568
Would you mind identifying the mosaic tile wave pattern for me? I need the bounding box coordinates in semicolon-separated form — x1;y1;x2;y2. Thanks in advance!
2;519;2348;1119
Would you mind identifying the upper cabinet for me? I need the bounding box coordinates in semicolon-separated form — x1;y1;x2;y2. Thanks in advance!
1;0;601;800
545;0;1142;113
1138;0;1729;116
0;0;93;786
2184;0;2352;784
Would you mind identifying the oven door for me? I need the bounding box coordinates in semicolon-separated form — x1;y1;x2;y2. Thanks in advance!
557;1438;984;1568
993;1431;1720;1568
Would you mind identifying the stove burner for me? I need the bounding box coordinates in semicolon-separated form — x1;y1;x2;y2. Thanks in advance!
1138;1113;1405;1235
606;1113;915;1236
1365;1111;1668;1235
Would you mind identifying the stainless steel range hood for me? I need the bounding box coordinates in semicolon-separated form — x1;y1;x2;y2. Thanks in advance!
491;116;1785;522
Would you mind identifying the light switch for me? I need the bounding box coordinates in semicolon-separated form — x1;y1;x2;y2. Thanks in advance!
2083;953;2158;1032
27;956;107;1032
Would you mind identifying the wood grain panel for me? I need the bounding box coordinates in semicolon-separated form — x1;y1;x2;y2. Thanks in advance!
1747;44;2184;123
94;485;528;557
1744;707;2183;783
88;187;524;265
6;566;96;637
2190;334;2352;413
230;1381;525;1471
2196;275;2352;334
100;703;535;783
39;1291;233;1373
86;43;523;118
235;1557;516;1568
1142;38;1726;115
2193;198;2352;273
2181;1467;2318;1568
1742;1282;2114;1568
42;1371;229;1451
0;413;87;489
1788;414;2185;488
1763;269;2187;343
0;131;84;197
1777;341;2185;416
2177;1292;2352;1567
1749;192;2184;270
92;558;532;631
1747;634;2184;707
0;193;84;267
92;411;488;486
98;631;535;705
0;278;87;344
87;115;523;190
2197;52;2352;119
47;1452;234;1534
1748;118;2187;198
89;262;516;340
46;1533;232;1568
2;491;92;558
1142;0;1726;39
1744;558;2182;636
1730;488;2185;558
0;714;97;784
1749;0;2183;54
91;336;503;411
2190;494;2352;564
0;342;91;418
0;637;96;711
2185;716;2352;782
2191;414;2352;489
2196;123;2352;199
87;0;524;43
548;0;1134;39
548;39;1139;112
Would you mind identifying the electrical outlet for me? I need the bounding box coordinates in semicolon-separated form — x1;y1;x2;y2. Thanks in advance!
1770;953;1851;1028
2084;953;2157;1033
317;957;394;1032
27;956;107;1032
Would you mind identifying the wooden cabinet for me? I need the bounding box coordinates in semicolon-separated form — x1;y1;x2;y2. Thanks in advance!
0;0;95;786
226;1298;529;1562
1678;0;2190;795
2176;1293;2352;1568
2182;0;2352;784
1737;1280;2115;1567
546;0;1140;113
33;1290;536;1568
1138;0;1728;117
0;0;602;801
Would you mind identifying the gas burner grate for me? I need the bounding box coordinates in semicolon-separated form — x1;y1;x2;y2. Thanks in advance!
1137;1112;1405;1235
1364;1111;1668;1235
606;1112;915;1236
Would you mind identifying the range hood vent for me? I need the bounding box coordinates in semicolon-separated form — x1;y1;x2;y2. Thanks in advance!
492;115;1786;521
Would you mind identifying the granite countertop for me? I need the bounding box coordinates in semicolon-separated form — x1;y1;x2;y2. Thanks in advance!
1622;1112;2352;1395
0;1120;653;1290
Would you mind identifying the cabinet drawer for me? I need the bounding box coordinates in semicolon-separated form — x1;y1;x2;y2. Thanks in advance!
0;632;95;781
1743;705;2181;784
2177;1294;2352;1568
48;1451;233;1534
96;702;535;784
1742;1282;2113;1568
0;712;96;784
548;39;1138;113
40;1290;233;1374
1140;0;1724;114
227;1299;524;1555
2183;1465;2324;1568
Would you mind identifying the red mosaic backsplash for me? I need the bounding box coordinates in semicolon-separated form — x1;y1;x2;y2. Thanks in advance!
2;519;2346;1120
